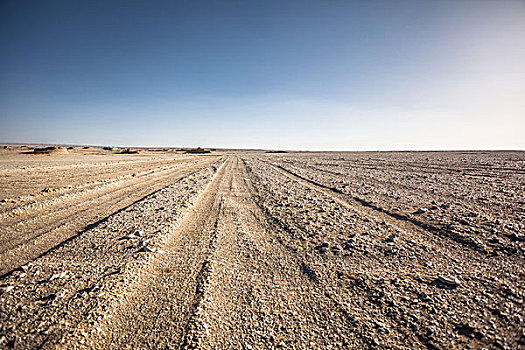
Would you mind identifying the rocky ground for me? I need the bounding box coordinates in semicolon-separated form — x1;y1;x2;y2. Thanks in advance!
0;149;523;349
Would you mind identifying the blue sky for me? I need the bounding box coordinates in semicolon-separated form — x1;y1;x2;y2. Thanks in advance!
1;0;524;150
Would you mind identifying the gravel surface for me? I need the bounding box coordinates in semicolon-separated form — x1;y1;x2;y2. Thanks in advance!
0;150;523;349
0;150;220;275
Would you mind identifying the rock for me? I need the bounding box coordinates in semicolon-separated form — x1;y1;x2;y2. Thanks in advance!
0;286;14;294
90;284;103;293
331;245;342;254
40;293;57;301
455;322;483;340
489;237;502;244
419;292;431;301
123;230;143;239
414;208;428;214
343;241;354;250
139;246;165;254
316;241;330;253
377;328;389;335
49;271;68;281
437;275;460;287
386;234;397;242
134;240;150;248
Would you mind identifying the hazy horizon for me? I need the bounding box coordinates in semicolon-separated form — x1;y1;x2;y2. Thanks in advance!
1;0;524;151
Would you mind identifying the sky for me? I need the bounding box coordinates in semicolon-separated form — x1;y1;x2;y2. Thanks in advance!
1;0;524;150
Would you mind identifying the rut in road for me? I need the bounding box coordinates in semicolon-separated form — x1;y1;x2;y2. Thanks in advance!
93;157;231;348
0;158;219;275
195;157;355;349
0;162;222;349
2;152;522;349
91;157;354;349
266;161;486;253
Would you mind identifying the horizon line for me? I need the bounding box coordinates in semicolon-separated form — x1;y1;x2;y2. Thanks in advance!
1;141;524;153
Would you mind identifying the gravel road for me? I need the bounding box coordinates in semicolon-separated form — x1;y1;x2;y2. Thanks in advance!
0;150;523;349
0;154;220;276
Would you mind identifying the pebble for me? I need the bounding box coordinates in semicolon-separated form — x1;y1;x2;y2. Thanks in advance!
49;271;68;281
331;245;342;254
134;240;150;248
386;234;397;242
316;241;330;253
139;246;165;254
377;328;389;335
123;232;139;239
90;284;103;293
437;275;461;287
0;286;14;294
419;292;431;301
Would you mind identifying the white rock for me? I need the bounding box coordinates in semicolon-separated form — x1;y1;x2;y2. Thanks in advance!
438;275;461;286
49;271;68;281
0;286;14;294
135;240;150;248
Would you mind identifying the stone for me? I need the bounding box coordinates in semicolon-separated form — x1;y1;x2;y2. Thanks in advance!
437;275;460;287
331;245;342;253
419;292;431;302
134;240;150;248
139;246;165;254
49;271;68;281
0;286;14;294
123;231;142;239
386;234;397;242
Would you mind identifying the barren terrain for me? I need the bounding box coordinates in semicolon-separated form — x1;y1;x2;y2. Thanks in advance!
0;148;523;349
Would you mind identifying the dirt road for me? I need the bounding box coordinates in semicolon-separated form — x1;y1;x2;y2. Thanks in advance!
0;156;219;276
1;151;523;349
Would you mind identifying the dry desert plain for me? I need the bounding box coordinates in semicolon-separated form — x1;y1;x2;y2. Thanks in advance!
0;146;524;349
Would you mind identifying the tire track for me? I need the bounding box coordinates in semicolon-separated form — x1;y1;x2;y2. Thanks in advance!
0;183;179;280
89;159;232;349
0;156;195;201
0;158;220;275
266;161;485;253
195;157;356;348
245;157;522;349
0;158;201;224
0;158;194;218
0;161;223;349
180;199;223;350
245;159;446;348
1;159;204;237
